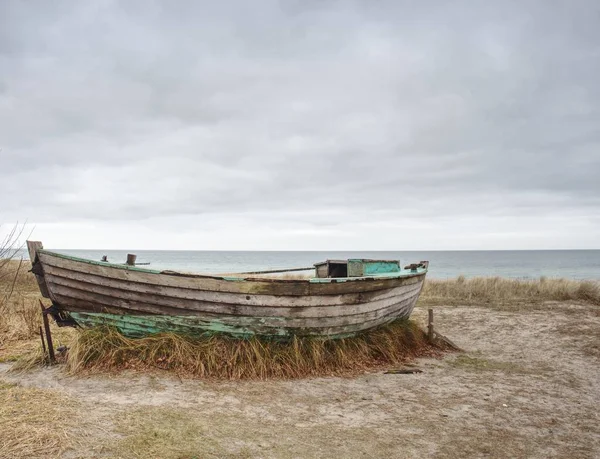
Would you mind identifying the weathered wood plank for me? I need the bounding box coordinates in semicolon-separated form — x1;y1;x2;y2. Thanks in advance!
45;274;422;319
26;241;50;298
48;283;419;328
42;263;422;308
27;241;43;262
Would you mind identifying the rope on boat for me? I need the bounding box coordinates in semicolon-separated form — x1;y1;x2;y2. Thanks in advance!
239;266;314;275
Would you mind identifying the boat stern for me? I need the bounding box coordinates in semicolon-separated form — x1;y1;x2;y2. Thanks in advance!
26;240;51;298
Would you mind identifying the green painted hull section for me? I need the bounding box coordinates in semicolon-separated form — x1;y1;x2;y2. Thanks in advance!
363;262;400;276
70;312;353;339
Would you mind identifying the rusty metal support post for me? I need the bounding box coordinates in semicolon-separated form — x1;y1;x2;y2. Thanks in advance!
39;326;47;356
427;308;434;342
126;253;137;266
39;300;55;363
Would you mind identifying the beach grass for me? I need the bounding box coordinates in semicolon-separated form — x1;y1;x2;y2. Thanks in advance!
421;275;600;306
62;319;440;379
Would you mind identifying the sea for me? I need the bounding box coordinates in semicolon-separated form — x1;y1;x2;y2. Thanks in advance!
20;249;600;280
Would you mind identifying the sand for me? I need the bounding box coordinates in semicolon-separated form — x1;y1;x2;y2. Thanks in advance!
1;300;599;458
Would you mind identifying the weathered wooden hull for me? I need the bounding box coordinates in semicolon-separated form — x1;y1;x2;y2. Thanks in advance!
29;247;428;338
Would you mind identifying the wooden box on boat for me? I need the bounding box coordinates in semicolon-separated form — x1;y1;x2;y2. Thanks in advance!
314;259;402;278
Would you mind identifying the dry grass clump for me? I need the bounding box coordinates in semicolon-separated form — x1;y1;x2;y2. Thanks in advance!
12;295;42;336
0;382;81;459
0;259;38;296
0;260;44;348
0;296;41;348
66;320;441;379
420;276;600;306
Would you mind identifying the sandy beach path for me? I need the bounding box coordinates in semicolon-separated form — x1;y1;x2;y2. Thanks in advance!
1;300;599;458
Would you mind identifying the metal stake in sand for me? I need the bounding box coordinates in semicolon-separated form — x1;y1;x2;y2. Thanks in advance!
39;326;47;356
39;300;55;363
428;308;434;342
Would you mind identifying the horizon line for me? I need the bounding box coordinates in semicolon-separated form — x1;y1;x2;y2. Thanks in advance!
34;248;600;252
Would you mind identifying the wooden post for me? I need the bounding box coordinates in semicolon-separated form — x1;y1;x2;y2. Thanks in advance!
126;254;137;266
39;301;55;363
428;308;434;341
26;240;43;263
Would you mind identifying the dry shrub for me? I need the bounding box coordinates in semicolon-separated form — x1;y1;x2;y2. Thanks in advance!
65;320;442;379
0;260;21;337
0;300;8;343
0;260;44;349
420;277;600;306
1;222;35;307
0;259;38;296
14;296;42;337
0;294;42;348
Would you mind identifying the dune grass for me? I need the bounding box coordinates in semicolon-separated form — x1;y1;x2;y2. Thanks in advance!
64;319;440;379
421;275;600;306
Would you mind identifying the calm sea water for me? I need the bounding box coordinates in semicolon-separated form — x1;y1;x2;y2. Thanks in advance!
21;249;600;280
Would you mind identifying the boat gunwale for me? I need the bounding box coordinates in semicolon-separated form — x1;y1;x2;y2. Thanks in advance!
36;249;428;284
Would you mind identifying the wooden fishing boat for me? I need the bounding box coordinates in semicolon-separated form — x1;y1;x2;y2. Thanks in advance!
27;241;429;338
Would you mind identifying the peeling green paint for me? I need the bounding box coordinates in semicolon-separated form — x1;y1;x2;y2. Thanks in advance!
70;312;293;338
69;312;371;339
363;261;401;275
309;267;425;283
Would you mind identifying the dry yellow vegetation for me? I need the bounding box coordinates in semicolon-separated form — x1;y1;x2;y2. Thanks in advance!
65;319;439;379
421;275;600;306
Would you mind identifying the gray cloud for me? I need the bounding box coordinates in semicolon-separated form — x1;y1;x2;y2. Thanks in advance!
1;0;599;249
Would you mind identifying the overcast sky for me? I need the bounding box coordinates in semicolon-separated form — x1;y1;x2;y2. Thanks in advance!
1;0;599;250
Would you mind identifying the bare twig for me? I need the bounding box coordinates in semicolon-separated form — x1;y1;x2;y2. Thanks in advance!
3;257;24;304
